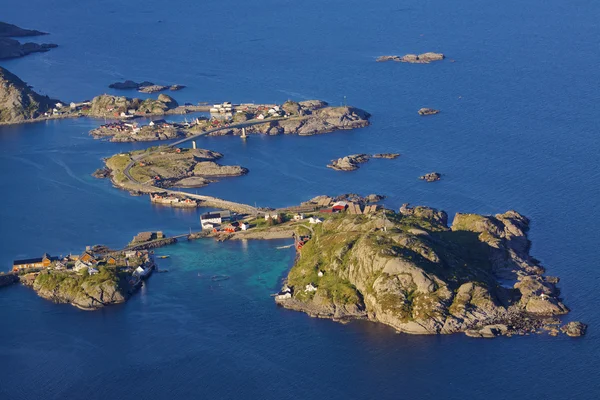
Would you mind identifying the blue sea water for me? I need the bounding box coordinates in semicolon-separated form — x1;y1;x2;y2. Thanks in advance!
1;0;599;398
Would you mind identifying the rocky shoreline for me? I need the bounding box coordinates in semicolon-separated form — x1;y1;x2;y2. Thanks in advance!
273;204;586;338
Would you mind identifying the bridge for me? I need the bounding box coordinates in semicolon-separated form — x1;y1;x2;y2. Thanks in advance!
168;116;288;147
121;117;295;214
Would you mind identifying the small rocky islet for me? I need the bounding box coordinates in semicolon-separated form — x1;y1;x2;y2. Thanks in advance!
109;80;186;93
377;52;445;64
420;172;442;182
328;153;400;171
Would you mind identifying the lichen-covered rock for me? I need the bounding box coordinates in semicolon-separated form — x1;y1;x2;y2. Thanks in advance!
561;321;587;337
420;172;442;182
377;53;445;64
193;161;248;177
328;154;370;171
32;269;130;310
372;153;400;159
418;108;440;116
138;85;168;93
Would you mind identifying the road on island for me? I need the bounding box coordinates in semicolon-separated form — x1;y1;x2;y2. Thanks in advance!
121;117;297;214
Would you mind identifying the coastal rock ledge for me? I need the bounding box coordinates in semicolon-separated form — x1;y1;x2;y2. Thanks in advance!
275;206;583;337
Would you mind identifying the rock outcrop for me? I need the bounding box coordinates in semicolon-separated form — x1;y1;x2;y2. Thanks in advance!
328;153;399;172
0;273;19;288
372;153;400;159
0;38;57;59
138;85;168;94
275;206;576;337
418;108;440;116
561;321;587;337
31;268;130;310
420;172;441;182
0;66;59;124
109;80;155;90
193;161;248;177
0;21;47;37
328;154;370;171
0;22;57;60
377;53;445;64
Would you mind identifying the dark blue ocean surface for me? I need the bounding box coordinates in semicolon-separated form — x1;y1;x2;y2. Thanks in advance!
1;0;599;398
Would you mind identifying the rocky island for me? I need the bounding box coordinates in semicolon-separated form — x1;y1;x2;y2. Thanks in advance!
0;21;57;60
13;247;157;310
418;108;440;116
327;153;400;171
420;172;442;182
274;204;583;337
109;80;185;92
90;99;371;142
377;52;445;64
99;147;247;193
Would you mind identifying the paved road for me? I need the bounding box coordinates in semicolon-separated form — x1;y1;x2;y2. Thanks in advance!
168;117;287;147
121;117;292;214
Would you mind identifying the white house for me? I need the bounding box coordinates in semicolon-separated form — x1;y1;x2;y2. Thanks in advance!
293;213;304;221
88;267;99;275
74;260;90;272
241;222;250;231
318;270;324;277
54;261;66;271
305;283;318;292
55;102;64;109
125;251;137;258
275;292;292;300
309;217;323;224
256;114;265;120
133;266;150;278
201;210;232;225
202;222;215;230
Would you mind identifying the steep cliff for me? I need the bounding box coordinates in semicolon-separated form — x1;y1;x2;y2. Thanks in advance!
276;206;571;336
0;67;58;123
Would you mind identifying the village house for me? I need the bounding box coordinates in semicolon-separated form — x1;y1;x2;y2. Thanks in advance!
79;251;99;264
223;222;240;233
12;253;58;272
240;222;250;231
275;285;293;300
332;201;349;212
264;213;279;220
201;210;232;225
293;213;304;221
309;217;323;224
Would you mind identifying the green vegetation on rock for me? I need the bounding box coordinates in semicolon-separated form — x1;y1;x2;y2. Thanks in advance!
277;206;570;335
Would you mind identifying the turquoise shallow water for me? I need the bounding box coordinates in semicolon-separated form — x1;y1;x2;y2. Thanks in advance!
1;0;600;398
